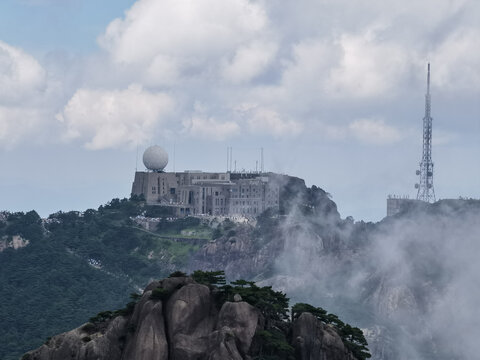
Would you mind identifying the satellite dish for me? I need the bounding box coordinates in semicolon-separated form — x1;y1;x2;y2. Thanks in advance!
414;183;419;189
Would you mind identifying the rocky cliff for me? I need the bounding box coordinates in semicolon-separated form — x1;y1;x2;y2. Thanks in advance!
23;276;358;360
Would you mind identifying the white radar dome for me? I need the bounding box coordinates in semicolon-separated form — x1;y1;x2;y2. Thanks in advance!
143;145;168;172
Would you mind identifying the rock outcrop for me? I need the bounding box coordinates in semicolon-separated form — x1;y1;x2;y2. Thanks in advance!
23;276;358;360
0;235;29;252
293;312;356;360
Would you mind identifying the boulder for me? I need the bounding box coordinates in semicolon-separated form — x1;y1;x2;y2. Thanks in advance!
217;301;263;355
292;312;355;360
121;292;168;360
24;316;127;360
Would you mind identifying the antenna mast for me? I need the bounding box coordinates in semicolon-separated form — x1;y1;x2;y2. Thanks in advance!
261;147;264;173
415;63;436;202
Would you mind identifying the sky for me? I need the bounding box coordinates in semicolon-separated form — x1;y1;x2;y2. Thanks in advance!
0;0;479;221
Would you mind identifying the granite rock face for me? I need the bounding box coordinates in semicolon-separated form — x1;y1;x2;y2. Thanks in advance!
24;276;357;360
293;312;357;360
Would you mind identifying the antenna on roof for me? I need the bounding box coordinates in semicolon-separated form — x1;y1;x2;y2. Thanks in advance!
135;144;139;171
261;147;264;173
173;141;176;173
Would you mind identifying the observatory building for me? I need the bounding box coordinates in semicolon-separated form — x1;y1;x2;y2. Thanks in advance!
131;145;281;217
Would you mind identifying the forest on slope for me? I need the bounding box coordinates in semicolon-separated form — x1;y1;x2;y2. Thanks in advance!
0;199;210;360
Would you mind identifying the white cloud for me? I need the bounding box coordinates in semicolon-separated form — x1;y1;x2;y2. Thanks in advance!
348;118;403;145
0;106;48;148
183;115;240;141
3;0;480;152
145;55;181;87
221;41;278;84
327;31;410;98
57;84;174;150
98;0;271;85
0;40;46;105
430;28;480;90
237;103;303;137
0;41;56;148
280;39;340;100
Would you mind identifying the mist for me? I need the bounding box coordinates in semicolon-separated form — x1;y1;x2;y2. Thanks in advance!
265;195;480;359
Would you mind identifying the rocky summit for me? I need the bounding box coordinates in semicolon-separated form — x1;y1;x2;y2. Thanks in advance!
23;275;358;360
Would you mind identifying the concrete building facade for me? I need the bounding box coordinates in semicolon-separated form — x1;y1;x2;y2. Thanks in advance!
386;195;421;216
132;170;281;217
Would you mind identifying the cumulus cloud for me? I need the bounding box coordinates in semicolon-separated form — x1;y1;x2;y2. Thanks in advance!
0;106;49;148
431;27;480;90
279;39;341;101
320;118;403;145
327;31;410;98
235;103;303;137
57;84;174;150
0;41;57;148
221;41;278;84
183;115;240;141
0;40;46;105
4;0;480;152
349;118;403;145
83;0;480;150
98;0;272;85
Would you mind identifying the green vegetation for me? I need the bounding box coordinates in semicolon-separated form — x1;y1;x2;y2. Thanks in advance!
150;287;172;301
209;218;236;239
0;199;209;360
254;329;294;360
154;216;213;239
0;230;132;360
169;270;187;277
44;198;201;283
191;269;227;286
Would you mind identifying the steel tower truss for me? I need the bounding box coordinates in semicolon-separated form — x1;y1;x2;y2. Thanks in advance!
415;63;436;202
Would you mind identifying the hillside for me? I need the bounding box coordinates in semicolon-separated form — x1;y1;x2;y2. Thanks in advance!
2;176;480;359
0;199;208;360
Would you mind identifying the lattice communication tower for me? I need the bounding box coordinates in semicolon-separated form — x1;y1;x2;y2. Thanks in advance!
415;63;436;202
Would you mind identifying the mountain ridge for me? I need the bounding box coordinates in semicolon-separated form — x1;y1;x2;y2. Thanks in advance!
2;175;480;359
